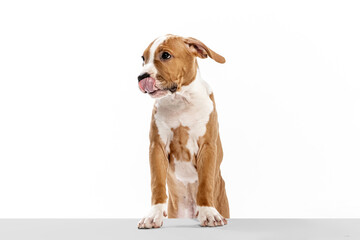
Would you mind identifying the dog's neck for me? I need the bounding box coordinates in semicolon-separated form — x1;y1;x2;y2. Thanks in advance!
155;70;212;111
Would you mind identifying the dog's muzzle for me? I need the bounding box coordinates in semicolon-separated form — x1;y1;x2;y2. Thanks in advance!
138;74;157;93
138;72;177;95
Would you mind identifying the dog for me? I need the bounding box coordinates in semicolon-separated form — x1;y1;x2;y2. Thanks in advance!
137;34;229;228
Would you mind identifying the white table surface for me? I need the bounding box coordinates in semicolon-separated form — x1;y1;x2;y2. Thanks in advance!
0;219;359;240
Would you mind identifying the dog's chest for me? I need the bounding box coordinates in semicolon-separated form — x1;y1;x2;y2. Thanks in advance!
155;93;213;152
154;93;214;184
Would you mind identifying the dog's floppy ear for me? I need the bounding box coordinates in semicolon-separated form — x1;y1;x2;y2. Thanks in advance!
184;37;226;64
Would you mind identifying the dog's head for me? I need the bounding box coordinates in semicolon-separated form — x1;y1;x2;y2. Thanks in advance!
138;34;225;98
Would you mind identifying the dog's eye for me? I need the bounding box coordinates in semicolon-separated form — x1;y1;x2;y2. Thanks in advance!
141;56;145;62
161;52;171;60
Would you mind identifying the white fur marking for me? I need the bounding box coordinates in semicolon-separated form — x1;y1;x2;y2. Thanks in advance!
178;200;197;218
138;203;167;229
154;73;214;156
174;158;198;184
149;36;168;63
140;35;168;77
202;78;213;95
197;206;225;226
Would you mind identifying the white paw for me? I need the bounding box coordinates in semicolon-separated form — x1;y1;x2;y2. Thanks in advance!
138;203;167;229
196;206;227;227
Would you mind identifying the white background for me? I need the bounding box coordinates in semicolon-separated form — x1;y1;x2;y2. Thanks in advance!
1;0;360;218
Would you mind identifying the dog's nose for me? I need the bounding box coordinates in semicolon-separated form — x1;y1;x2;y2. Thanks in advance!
138;72;150;82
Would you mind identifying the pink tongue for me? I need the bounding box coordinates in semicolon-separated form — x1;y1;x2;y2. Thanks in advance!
139;77;157;93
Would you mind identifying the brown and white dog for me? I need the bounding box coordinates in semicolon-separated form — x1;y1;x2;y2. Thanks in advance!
137;34;229;229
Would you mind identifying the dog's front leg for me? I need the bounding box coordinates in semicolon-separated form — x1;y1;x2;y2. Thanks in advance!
196;143;227;227
138;142;168;229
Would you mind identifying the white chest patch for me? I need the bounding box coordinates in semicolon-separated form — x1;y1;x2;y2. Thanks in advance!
174;158;198;184
154;74;214;156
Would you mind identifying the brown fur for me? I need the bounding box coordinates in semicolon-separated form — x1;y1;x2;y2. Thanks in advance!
196;93;229;217
148;107;168;205
169;125;191;162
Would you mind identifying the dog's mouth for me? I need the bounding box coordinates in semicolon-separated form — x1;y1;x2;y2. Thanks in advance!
138;77;177;98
